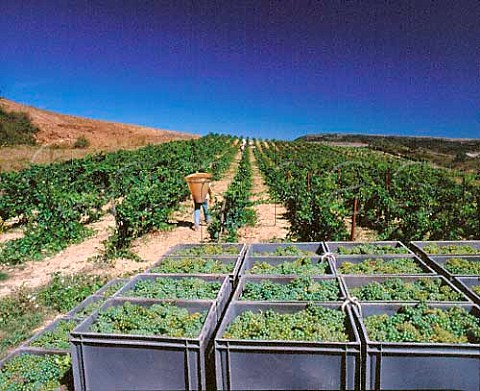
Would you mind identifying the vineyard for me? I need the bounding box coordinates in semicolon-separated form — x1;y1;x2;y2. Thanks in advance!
1;135;480;390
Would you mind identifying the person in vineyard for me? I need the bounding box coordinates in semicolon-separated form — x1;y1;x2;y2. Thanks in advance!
192;184;213;231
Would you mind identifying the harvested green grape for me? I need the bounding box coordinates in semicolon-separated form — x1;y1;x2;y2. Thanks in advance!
90;302;206;338
241;277;340;301
472;285;480;295
74;298;106;319
350;278;464;301
249;257;328;275
337;244;408;255
122;277;221;300
172;245;239;256
223;304;349;342
255;245;316;256
444;258;480;275
339;258;423;274
150;257;234;274
30;319;78;350
100;281;126;297
365;304;480;344
0;353;71;390
423;244;480;255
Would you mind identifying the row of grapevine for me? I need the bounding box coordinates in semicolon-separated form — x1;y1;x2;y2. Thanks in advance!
0;135;237;264
208;146;255;242
254;140;480;242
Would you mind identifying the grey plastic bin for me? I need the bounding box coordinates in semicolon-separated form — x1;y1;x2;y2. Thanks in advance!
165;243;246;258
67;295;108;320
428;255;480;278
240;256;334;276
455;276;480;305
234;275;347;302
93;278;129;297
333;255;434;276
215;302;361;390
340;275;469;304
114;273;232;322
71;298;217;391
355;303;480;391
326;241;413;255
246;242;325;257
411;240;480;256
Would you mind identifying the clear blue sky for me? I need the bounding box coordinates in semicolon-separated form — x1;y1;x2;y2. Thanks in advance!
1;1;479;140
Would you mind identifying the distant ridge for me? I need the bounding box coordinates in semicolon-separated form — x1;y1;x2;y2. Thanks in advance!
0;98;197;148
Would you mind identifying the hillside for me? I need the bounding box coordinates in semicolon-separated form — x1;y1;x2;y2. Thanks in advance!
0;98;196;149
300;133;480;171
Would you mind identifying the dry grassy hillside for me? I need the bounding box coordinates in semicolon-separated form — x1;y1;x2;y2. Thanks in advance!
0;99;198;170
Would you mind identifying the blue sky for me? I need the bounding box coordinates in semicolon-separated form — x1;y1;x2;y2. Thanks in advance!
1;1;479;140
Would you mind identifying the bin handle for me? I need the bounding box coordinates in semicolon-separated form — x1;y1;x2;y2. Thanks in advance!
321;252;336;264
341;296;362;318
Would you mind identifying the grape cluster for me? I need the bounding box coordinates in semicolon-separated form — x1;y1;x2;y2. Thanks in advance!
30;319;78;350
249;257;328;275
337;244;408;255
350;278;464;301
364;304;480;344
423;244;480;255
223;304;350;342
101;281;126;297
172;245;239;256
339;258;423;274
74;298;106;319
150;258;234;274
90;302;206;338
122;277;221;300
241;277;340;301
444;258;480;275
255;245;316;256
472;285;480;295
0;353;71;390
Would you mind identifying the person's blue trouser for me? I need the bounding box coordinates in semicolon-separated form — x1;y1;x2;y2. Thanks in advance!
194;201;211;228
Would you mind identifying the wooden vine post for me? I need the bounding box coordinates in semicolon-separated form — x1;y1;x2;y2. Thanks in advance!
350;196;358;241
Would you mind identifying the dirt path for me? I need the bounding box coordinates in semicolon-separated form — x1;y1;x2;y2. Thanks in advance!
0;152;243;297
237;146;289;243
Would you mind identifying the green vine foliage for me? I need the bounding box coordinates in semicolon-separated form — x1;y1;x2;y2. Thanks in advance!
337;244;408;255
364;304;480;344
0;353;72;391
444;258;480;275
241;277;340;301
223;304;349;342
122;277;221;300
90;302;206;338
339;258;423;274
249;257;329;275
350;278;464;301
150;257;234;274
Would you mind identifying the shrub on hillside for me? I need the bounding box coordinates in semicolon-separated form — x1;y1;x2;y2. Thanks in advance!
0;107;38;146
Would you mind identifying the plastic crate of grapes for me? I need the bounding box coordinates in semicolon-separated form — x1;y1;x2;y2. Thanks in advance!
427;255;480;278
233;275;347;302
340;275;469;304
215;301;361;390
325;241;413;256
355;303;480;390
114;273;232;322
240;255;335;276
454;276;480;305
333;255;434;276
164;243;246;258
246;242;325;258
70;298;217;391
411;240;480;257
